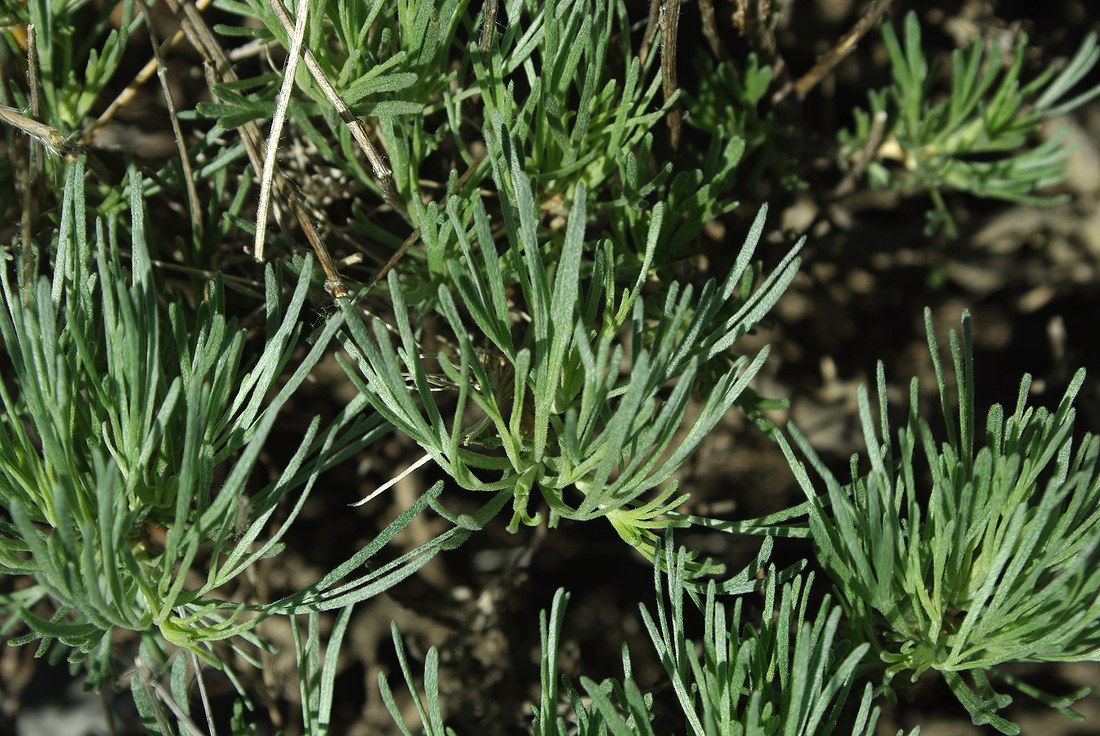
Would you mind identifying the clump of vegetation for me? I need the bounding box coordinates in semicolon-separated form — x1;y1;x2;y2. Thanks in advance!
1;1;1099;734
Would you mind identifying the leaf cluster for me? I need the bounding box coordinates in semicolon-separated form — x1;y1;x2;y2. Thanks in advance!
3;1;1100;734
0;162;491;690
841;11;1100;234
339;120;801;565
384;544;912;736
2;0;137;128
779;309;1100;734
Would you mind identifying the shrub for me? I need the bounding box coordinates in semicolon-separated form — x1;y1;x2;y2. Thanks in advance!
1;1;1098;734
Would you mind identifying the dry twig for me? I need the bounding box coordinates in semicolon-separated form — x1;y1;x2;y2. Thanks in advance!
699;0;731;63
144;9;202;239
732;0;781;67
1;105;83;160
254;0;309;264
267;0;403;217
480;0;499;57
639;0;661;65
82;0;216;145
773;0;893;104
833;108;888;198
660;0;682;150
159;0;351;297
22;23;43;290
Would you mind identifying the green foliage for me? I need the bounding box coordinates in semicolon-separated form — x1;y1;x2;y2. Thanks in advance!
640;545;883;736
2;1;1099;733
841;11;1100;235
778;309;1100;734
386;545;909;735
204;0;469;203
198;0;738;281
0;163;484;697
476;0;668;199
3;0;136;128
338;120;800;566
379;622;456;736
0;163;317;655
291;604;355;736
530;589;659;736
683;52;800;191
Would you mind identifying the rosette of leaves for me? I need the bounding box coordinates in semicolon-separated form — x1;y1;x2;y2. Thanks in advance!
203;0;465;199
636;544;903;736
778;308;1100;734
679;52;800;193
5;0;136;129
382;545;909;735
475;0;670;203
0;164;474;697
840;11;1100;235
338;124;801;570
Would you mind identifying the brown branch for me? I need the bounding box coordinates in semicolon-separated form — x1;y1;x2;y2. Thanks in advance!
832;108;888;198
159;0;352;297
698;0;731;64
639;0;661;66
0;104;94;163
82;0;215;146
480;0;499;57
144;7;202;240
22;23;43;293
773;0;892;104
660;0;682;150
